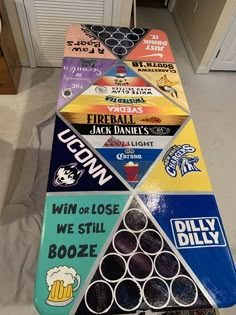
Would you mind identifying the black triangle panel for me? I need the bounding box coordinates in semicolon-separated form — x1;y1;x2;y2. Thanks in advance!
86;25;149;59
75;198;211;314
47;115;129;192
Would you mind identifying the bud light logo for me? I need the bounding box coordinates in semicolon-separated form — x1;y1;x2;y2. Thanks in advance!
162;144;201;177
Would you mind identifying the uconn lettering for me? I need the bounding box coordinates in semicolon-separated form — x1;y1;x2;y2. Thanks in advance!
58;129;112;186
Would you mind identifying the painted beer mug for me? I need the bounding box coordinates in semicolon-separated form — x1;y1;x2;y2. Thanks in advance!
46;266;80;306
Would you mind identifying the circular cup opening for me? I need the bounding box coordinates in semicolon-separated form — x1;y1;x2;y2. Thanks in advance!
112;45;127;56
112;32;125;40
114;278;142;312
132;28;145;35
127;252;153;281
105;26;118;33
119;39;134;48
126;33;139;41
170;275;198;307
154;251;180;280
85;280;114;314
138;229;163;255
98;31;111;40
105;38;119;47
123;208;148;233
143;277;170;309
100;253;127;283
91;25;105;33
113;229;138;256
119;27;131;33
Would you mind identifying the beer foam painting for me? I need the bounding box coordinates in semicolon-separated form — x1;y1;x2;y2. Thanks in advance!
34;24;236;315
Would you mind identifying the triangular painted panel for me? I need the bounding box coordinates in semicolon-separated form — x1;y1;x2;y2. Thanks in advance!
125;29;175;62
57;58;117;110
90;61;154;89
96;148;163;189
138;119;213;192
60;63;188;117
70;121;184;189
64;24;117;59
125;60;190;112
139;193;236;308
34;193;131;315
73;197;212;314
47;115;129;192
86;25;149;59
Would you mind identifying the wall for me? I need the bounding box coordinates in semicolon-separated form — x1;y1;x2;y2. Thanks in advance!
173;0;227;69
112;0;133;26
3;0;132;67
4;0;29;66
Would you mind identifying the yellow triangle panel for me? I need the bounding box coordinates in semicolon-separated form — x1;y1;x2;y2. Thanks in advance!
139;119;212;192
60;94;187;116
125;61;190;112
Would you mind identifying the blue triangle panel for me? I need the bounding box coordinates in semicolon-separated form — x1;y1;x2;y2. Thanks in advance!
97;148;162;188
139;193;236;308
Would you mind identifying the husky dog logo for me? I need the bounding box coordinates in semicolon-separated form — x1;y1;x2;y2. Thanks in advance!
162;144;201;177
53;163;84;187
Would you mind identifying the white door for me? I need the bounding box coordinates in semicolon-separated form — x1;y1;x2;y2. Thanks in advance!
20;0;114;67
211;11;236;71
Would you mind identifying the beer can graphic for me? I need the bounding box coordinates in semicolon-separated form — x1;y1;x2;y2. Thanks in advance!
46;266;80;306
124;162;139;182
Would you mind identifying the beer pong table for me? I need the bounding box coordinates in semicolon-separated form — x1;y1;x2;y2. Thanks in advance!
34;25;236;315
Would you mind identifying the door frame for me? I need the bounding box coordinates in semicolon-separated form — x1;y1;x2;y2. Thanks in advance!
196;0;236;73
168;0;176;12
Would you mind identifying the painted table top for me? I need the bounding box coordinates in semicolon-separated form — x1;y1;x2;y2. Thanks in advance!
34;24;236;315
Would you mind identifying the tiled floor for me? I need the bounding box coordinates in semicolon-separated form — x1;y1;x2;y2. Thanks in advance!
0;7;235;315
